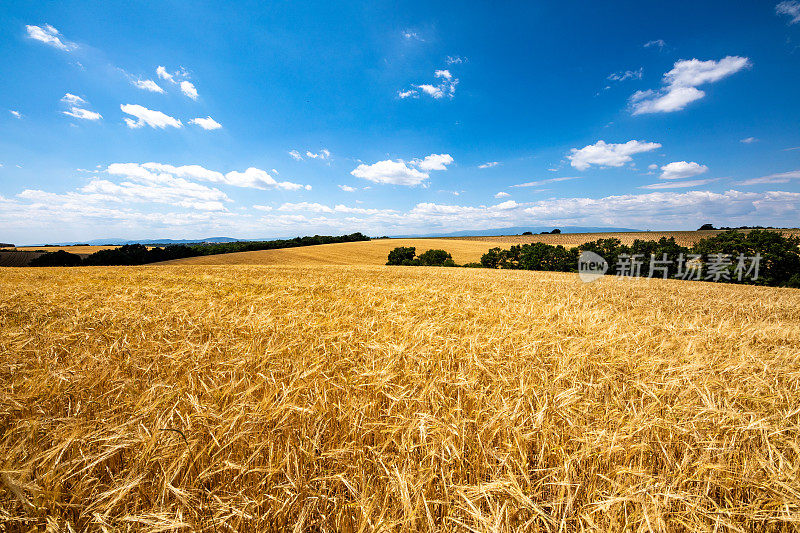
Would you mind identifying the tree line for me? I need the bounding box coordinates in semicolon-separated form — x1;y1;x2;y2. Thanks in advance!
29;233;371;267
387;230;800;288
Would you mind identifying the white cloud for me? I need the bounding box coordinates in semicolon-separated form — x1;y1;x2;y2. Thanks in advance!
278;202;334;213
10;110;22;119
510;177;581;188
568;140;661;170
479;161;499;169
351;159;429;186
62;93;86;106
446;56;466;65
401;69;459;100
416;153;453;171
289;150;304;161
63;107;102;121
640;178;719;190
607;68;643;82
659;161;709;180
26;24;74;51
133;79;164;93
156;66;174;83
108;162;311;192
351;153;453;186
120;104;182;129
339;185;357;192
648;164;659;170
402;30;423;41
739;170;800;186
776;1;800;24
630;56;750;114
643;39;666;50
740;137;758;144
253;204;273;212
305;149;331;160
180;81;198;100
60;94;101;121
494;191;511;198
189;116;222;130
223;167;310;190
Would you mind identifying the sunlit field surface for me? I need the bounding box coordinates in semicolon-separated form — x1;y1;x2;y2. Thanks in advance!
2;264;800;531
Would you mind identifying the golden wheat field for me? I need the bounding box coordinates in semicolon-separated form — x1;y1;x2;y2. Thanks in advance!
2;263;800;532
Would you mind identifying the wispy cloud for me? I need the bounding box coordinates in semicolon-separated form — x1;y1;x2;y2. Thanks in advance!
640;178;719;189
26;24;75;51
510;176;581;188
133;79;165;93
776;1;800;24
479;161;499;169
61;93;101;121
739;170;800;185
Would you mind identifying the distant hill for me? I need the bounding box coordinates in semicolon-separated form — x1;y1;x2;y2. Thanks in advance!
390;226;643;238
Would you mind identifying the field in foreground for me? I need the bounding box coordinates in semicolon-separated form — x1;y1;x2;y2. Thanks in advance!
1;265;799;531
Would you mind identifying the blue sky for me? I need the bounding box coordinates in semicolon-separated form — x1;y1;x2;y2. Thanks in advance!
1;0;800;243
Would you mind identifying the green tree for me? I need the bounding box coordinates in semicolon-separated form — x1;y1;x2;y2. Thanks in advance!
386;246;417;265
417;249;454;266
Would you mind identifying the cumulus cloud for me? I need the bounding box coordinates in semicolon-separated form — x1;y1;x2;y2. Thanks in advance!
189;116;222;130
659;161;709;180
351;160;429;186
351;153;453;186
568;140;661;170
289;150;303;161
133;79;164;93
10;110;22;119
776;1;800;24
630;56;750;114
416;153;453;171
339;185;357;192
121;104;182;129
180;80;198;100
479;161;499;169
26;24;74;51
494;191;511;198
739;170;800;186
